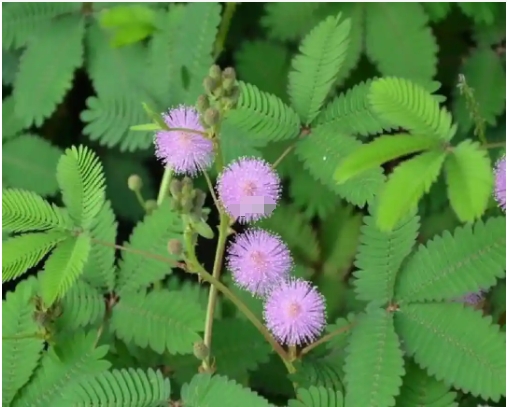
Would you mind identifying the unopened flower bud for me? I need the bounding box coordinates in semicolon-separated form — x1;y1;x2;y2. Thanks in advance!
127;174;143;191
170;179;182;198
181;196;193;213
167;239;183;256
171;199;182;212
196;95;210;113
193;341;210;360
193;190;206;209
144;200;158;213
209;64;222;80
181;177;193;195
203;77;219;94
222;77;236;92
222;67;236;81
203;108;220;127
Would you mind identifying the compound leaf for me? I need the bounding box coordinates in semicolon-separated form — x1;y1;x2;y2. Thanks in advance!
288;386;343;407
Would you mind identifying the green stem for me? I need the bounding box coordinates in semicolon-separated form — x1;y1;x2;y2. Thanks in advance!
481;141;506;150
213;2;237;59
156;167;173;206
134;190;146;209
164;127;208;136
300;323;353;356
203;171;220;209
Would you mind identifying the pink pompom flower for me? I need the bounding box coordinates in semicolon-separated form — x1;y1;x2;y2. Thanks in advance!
217;157;280;223
264;279;326;346
494;155;506;211
227;228;292;297
154;105;214;176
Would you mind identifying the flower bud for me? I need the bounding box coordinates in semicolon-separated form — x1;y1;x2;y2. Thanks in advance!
209;64;222;80
196;95;210;113
171;199;182;212
222;77;236;92
193;190;206;210
181;196;194;213
127;174;143;191
203;108;220;127
144;200;158;213
181;176;193;195
222;67;236;81
167;239;183;256
203;77;219;94
193;341;210;360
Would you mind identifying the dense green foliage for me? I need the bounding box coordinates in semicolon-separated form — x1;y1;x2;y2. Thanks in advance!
2;2;506;407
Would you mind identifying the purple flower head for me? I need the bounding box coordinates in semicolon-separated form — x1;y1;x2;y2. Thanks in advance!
264;278;326;346
217;157;280;223
494;155;506;211
227;229;292;296
459;290;486;306
154;105;214;176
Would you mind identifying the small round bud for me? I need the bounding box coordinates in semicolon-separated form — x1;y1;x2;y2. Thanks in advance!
209;64;222;80
144;200;158;213
193;341;210;360
193;190;206;209
222;67;236;81
196;95;210;113
169;179;182;198
222;77;235;92
203;77;219;94
203;108;220;127
167;239;183;256
127;174;143;191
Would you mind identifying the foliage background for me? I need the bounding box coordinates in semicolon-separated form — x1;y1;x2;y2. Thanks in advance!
2;2;506;407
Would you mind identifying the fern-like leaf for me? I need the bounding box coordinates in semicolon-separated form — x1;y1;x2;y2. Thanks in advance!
3;97;26;141
81;200;118;293
369;77;456;141
2;189;71;233
288;13;351;124
365;3;438;86
376;150;447;231
13;15;85;127
181;373;273;407
335;134;442;184
2;280;44;407
39;233;92;308
317;80;395;137
64;368;171;407
223;81;301;145
395;217;506;304
3;134;63;196
56;145;106;230
343;308;404;407
115;201;183;295
394;303;506;402
12;331;110;407
395;360;458;407
288;386;343;407
444;140;494;223
110;290;205;355
58;279;106;330
2;231;69;283
353;208;419;305
295;124;385;207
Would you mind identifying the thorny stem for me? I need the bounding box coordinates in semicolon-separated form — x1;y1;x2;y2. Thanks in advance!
300;323;353;356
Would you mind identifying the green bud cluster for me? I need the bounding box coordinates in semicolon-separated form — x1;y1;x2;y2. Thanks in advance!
169;177;207;219
197;65;240;130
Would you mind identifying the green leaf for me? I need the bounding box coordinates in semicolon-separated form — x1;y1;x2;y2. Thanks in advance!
57;145;106;230
12;331;110;407
64;368;171;407
369;77;456;141
395;217;506;304
458;2;498;25
110;290;205;355
376;150;447;231
2;280;45;407
295;124;385;207
181;374;273;407
39;233;92;308
395;360;458;407
365;3;438;86
3;97;26;140
3;231;68;283
130;122;161;132
422;3;452;22
444;140;494;222
288;386;343;407
223;81;301;145
394;303;506;401
3;134;63;196
99;5;156;29
115;201;183;295
109;25;155;47
354;208;419;305
13;15;85;127
288;13;351;124
2;189;71;234
343;309;404;407
335;134;441;184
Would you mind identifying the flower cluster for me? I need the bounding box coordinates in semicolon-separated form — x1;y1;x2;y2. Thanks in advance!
219;157;326;346
494;155;506;211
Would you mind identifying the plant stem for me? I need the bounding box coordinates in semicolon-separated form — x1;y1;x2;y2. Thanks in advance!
213;2;237;59
481;141;506;150
203;171;220;209
156;167;173;206
272;144;296;169
163;127;208;136
300;323;353;356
